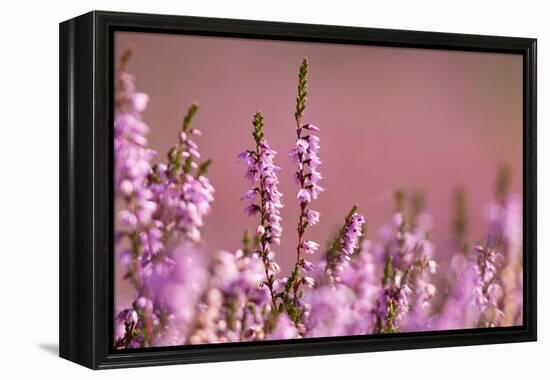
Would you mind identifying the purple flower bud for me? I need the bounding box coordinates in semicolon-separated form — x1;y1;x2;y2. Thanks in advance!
267;261;281;274
301;240;319;255
302;276;316;288
245;204;260;217
310;184;324;199
243;189;257;203
119;210;138;229
303;260;315;272
295;139;309;155
309;169;322;183
305;209;320;226
303;124;320;131
132;93;149;112
297;189;311;203
120;179;134;197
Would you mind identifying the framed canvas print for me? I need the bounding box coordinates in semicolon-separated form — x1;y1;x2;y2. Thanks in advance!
59;11;537;369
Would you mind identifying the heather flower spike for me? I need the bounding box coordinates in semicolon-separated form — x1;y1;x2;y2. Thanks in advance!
151;103;215;244
284;57;324;323
239;111;283;307
373;190;437;333
115;52;216;348
114;50;162;347
474;245;504;327
325;206;366;284
484;164;523;326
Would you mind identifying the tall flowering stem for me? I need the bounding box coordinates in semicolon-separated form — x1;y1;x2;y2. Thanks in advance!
114;50;158;347
150;103;215;247
325;206;366;284
474;245;504;327
374;190;436;333
486;165;523;326
115;51;215;348
238;112;284;308
284;57;323;323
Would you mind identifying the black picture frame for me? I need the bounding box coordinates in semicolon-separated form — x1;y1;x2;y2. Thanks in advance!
59;10;537;369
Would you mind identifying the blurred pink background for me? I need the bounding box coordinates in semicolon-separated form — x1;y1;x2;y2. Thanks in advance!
115;31;522;278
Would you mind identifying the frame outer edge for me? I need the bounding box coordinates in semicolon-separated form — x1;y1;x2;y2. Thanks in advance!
59;17;73;363
59;10;538;369
527;38;537;341
59;11;96;369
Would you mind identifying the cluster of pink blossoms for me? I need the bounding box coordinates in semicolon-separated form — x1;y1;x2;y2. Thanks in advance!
114;56;161;347
325;208;366;284
114;52;214;348
149;107;215;247
238;112;284;305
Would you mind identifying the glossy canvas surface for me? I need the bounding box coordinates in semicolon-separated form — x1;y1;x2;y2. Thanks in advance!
113;31;523;349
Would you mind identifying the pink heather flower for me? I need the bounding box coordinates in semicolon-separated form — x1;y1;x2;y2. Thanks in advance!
305;209;320;226
132;92;149;112
243;189;257;202
309;169;322;183
484;186;522;325
115;308;138;342
428;259;438;274
303;123;320;131
302;276;316;288
188;249;272;344
115;59;177;348
304;285;359;338
286;59;324;316
342;213;365;255
325;208;366;284
301;240;320;255
237;150;254;164
308;152;322;168
473;245;504;327
267;260;281;274
295;139;309;155
306;134;320;151
267;314;299;340
149;105;215;246
297;188;311;203
244;204;260;217
310;184;324;200
303;260;315;271
239;113;283;306
393;212;404;227
136;296;154;313
256;225;266;236
119;210;138;230
120;179;134;197
115;59;216;348
372;200;438;333
153;173;214;243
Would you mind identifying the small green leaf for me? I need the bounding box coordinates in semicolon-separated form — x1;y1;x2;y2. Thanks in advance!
182;103;199;132
197;159;212;177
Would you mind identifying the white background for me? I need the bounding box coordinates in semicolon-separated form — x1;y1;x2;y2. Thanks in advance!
0;0;547;378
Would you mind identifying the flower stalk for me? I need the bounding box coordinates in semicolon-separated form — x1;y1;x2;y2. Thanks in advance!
239;112;284;309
